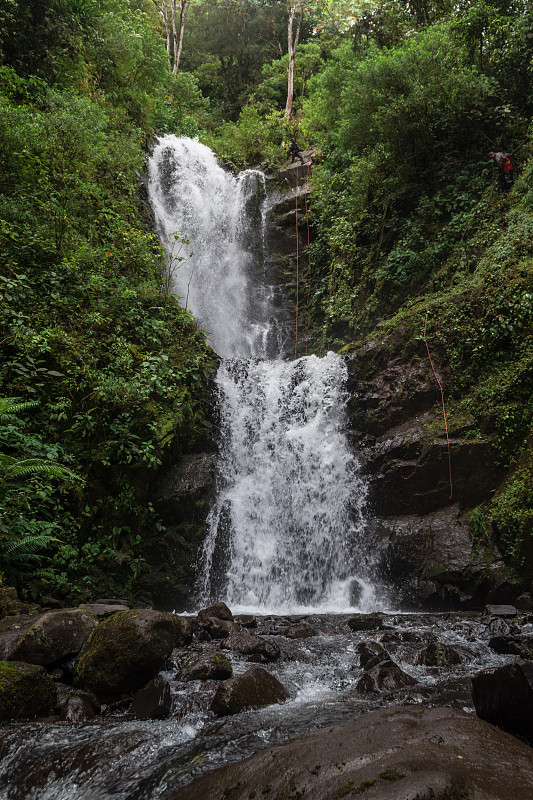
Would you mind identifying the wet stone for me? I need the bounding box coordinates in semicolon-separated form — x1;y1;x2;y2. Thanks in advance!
176;651;233;682
197;602;233;623
347;613;385;632
220;630;280;662
357;641;387;669
472;660;533;741
129;675;171;720
356;658;417;693
484;604;517;618
201;617;237;640
277;623;318;639
210;666;289;716
234;615;257;628
414;642;462;667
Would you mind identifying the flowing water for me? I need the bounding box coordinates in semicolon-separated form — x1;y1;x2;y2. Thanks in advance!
0;138;523;798
149;135;381;615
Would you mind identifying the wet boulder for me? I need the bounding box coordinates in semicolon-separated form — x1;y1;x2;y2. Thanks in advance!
220;630;280;662
277;622;317;639
484;604;517;618
0;660;57;721
347;613;385;632
234;615;257;628
357;640;387;669
176;651;232;681
488;635;533;658
472;660;533;741
75;609;182;701
200;617;237;640
1;608;99;666
356;658;416;692
59;692;99;724
129;675;171;720
414;641;462;667
197;602;233;623
173;705;533;800
210;666;289;716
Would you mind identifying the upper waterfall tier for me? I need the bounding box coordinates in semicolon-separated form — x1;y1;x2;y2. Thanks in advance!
148;135;289;358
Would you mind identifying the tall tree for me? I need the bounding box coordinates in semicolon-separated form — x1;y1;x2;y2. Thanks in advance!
284;0;303;123
153;0;191;71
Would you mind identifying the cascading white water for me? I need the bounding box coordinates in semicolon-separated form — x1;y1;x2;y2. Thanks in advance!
148;135;382;614
148;135;289;358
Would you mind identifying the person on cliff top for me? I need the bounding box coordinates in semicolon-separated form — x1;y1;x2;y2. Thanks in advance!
289;138;304;165
489;150;514;193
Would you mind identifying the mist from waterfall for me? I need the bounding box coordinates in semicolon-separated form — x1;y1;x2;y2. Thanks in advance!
148;135;384;614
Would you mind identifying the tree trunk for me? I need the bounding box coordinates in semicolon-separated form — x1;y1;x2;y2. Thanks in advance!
285;0;302;125
173;0;190;74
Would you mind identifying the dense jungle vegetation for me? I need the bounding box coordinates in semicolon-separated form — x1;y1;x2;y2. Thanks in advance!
0;0;532;603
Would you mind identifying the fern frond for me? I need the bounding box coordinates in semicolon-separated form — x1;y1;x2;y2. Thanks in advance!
0;397;39;419
3;458;82;482
0;533;58;563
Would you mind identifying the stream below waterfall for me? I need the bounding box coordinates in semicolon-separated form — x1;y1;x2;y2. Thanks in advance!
0;612;524;799
0;138;527;798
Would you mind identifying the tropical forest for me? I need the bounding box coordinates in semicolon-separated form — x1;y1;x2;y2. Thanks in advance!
0;1;532;797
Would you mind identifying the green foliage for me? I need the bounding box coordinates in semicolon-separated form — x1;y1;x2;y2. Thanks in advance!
0;2;215;602
0;398;82;586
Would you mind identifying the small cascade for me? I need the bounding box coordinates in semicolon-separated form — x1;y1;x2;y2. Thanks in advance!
148;136;385;615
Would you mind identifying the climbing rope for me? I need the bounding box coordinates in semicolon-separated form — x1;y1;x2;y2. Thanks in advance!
294;183;299;359
303;161;312;355
424;308;453;500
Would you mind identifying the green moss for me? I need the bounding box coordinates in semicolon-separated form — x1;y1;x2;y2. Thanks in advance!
379;769;405;781
0;660;57;721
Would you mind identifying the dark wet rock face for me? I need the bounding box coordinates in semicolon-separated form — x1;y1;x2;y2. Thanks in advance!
174;705;533;800
196;601;233;623
0;661;57;721
74;610;185;701
176;651;232;682
472;660;533;741
220;630;280;662
129;675;171;720
356;658;416;692
347;329;513;609
347;613;385;631
210;666;289;716
414;641;462;667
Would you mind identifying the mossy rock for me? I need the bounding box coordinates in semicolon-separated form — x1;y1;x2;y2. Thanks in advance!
0;660;57;721
74;609;182;701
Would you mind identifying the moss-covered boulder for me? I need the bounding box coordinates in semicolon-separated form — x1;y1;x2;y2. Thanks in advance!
3;609;99;666
0;661;57;721
74;609;183;701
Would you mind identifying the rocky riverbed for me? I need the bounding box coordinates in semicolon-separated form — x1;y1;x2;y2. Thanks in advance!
1;594;532;799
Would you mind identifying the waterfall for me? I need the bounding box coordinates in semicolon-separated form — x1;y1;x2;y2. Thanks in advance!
148;135;289;358
148;136;382;614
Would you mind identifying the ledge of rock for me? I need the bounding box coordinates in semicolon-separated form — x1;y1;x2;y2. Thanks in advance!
374;505;508;609
173;705;533;800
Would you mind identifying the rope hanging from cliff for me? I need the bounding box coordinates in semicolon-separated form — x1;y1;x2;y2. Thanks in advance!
304;161;311;355
424;308;453;500
294;185;299;359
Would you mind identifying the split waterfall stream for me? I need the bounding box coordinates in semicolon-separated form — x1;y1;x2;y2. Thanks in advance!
0;137;523;800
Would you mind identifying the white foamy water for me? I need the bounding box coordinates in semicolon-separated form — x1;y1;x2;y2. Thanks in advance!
148;135;288;358
148;136;384;615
